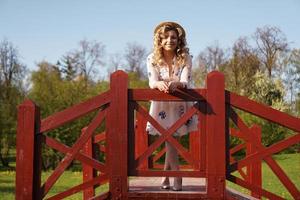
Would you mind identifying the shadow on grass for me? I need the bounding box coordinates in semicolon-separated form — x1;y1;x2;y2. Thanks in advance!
0;152;16;171
0;166;15;171
0;185;15;194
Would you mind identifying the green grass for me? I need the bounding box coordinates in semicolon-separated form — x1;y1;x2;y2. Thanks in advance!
0;170;108;200
227;153;300;200
0;149;108;200
1;153;299;199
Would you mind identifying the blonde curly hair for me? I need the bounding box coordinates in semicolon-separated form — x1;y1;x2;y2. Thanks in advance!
152;22;190;68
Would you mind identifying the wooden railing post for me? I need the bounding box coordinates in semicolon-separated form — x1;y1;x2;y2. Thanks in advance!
135;113;149;169
16;100;42;200
205;71;226;199
189;102;206;171
189;129;200;170
107;70;129;199
247;125;262;199
81;127;96;199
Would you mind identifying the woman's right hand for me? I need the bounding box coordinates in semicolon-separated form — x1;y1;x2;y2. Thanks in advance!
156;81;169;93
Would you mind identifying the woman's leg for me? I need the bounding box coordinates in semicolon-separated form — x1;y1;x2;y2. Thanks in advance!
165;141;182;190
161;142;170;188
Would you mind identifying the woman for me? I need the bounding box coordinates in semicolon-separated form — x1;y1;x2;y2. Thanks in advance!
146;22;197;191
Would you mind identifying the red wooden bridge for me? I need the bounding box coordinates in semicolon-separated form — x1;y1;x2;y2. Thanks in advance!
16;71;300;199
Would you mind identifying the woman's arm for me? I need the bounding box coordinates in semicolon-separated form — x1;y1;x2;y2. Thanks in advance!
168;56;192;92
179;55;192;88
147;55;169;93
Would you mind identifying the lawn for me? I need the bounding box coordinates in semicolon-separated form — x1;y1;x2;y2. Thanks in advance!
227;153;300;199
0;170;109;199
1;153;299;199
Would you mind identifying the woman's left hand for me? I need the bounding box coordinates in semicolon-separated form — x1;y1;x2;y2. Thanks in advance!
168;81;182;93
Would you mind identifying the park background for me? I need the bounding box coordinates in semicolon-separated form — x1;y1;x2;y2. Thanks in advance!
0;0;299;199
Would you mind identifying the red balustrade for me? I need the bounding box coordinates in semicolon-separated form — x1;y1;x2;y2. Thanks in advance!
15;70;300;200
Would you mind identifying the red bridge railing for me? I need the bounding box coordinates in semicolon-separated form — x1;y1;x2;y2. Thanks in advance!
15;70;300;200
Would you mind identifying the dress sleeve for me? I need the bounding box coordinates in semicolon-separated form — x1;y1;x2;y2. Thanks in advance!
180;55;193;88
147;54;159;89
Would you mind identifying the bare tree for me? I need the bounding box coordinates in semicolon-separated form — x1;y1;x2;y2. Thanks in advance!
57;55;77;81
195;42;227;72
226;37;260;95
193;42;228;87
69;39;106;81
282;49;300;109
108;53;123;74
0;39;26;167
124;42;147;78
192;56;208;87
254;26;289;77
0;39;26;96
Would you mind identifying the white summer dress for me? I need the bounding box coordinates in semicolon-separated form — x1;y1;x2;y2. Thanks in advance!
146;53;198;136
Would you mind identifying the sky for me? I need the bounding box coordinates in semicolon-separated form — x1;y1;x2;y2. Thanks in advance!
1;0;300;76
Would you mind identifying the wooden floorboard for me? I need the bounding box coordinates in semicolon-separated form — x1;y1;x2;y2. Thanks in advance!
129;177;206;192
128;177;258;199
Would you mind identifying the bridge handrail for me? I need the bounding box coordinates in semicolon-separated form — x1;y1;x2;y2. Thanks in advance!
40;91;110;133
15;70;300;200
226;91;300;132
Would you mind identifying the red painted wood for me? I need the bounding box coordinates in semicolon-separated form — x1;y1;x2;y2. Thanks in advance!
97;144;106;153
229;128;249;182
230;133;300;173
229;159;248;182
230;128;244;139
189;102;205;172
228;175;285;200
134;102;198;169
135;112;148;169
247;125;262;199
152;147;166;164
42;109;106;197
94;132;106;143
225;192;236;200
229;108;300;198
107;70;129;199
15;70;300;200
226;91;300;132
89;192;110;200
198;102;207;174
237;168;248;182
44;136;105;172
230;143;246;156
41;91;110;133
189;130;200;170
46;174;108;200
264;156;300;198
82;128;96;199
167;136;199;167
134;89;205;168
226;188;261;200
129;88;206;101
135;108;201;170
128;100;136;177
16;100;42;200
228;136;249;182
205;71;226;199
229;108;258;144
229;107;300;170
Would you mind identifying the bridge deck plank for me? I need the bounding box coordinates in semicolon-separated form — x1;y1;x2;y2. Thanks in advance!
128;177;258;199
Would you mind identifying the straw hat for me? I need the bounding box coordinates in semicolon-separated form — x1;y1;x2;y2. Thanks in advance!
154;21;186;37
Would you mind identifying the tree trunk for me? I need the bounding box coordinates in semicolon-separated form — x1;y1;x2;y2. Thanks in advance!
0;152;9;167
